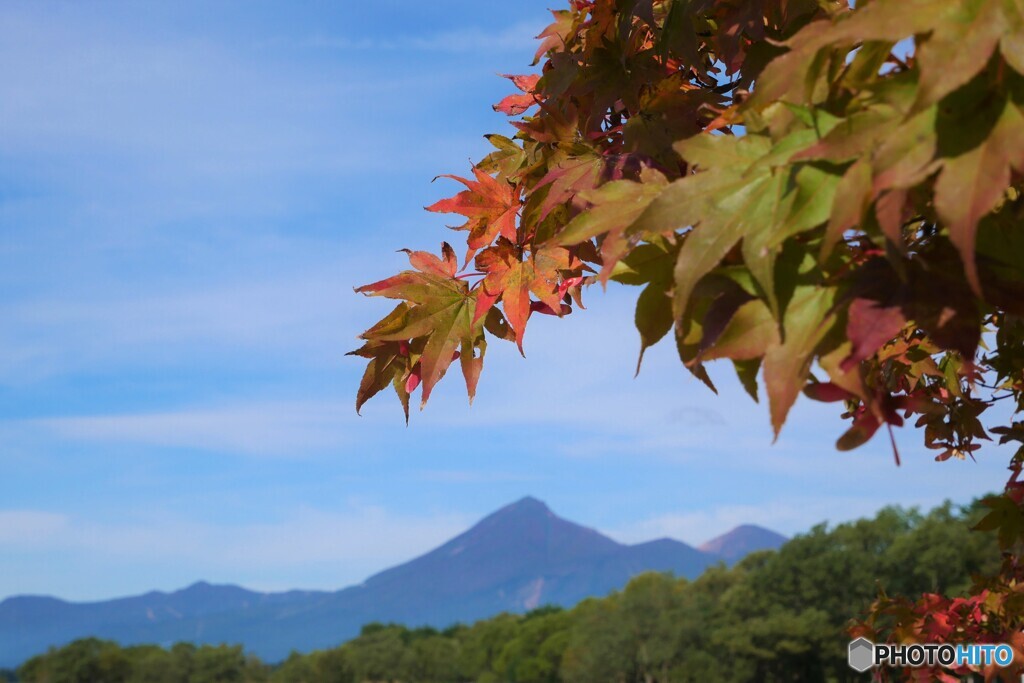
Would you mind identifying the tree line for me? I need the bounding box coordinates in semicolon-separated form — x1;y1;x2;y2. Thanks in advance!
14;500;999;683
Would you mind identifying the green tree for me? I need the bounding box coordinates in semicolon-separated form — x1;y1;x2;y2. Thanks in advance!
492;609;571;683
18;638;129;683
404;635;459;683
271;649;354;683
189;645;264;683
270;653;314;683
164;643;197;683
669;566;744;683
122;645;176;683
455;613;520;682
345;624;410;683
561;595;639;683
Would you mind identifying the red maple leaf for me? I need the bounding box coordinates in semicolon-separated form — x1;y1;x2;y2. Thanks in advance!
426;167;521;263
493;74;541;116
841;298;907;372
474;238;571;353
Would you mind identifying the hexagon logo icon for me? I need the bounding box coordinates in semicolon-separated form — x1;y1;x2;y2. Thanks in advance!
848;637;874;673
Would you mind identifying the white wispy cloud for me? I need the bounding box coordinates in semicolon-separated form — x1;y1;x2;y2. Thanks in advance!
0;510;69;545
0;252;388;384
32;402;355;457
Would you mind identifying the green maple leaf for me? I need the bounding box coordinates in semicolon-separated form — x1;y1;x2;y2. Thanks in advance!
752;0;1022;113
634;279;673;373
934;85;1024;292
649;132;840;321
763;285;836;436
555;168;669;281
974;494;1024;549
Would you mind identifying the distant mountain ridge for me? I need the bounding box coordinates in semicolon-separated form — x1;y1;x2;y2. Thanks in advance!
0;497;786;667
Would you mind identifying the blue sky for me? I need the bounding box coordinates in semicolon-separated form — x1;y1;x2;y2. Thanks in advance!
0;1;1011;602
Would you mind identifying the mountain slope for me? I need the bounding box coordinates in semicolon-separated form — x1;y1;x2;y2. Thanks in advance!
0;498;786;666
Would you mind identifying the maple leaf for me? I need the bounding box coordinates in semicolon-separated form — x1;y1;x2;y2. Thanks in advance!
426;167;521;263
821;159;871;260
347;335;413;420
669;166;778;319
634;279;673;373
764;286;836;436
493;74;541;116
355;249;486;407
622;76;724;167
645;131;842;322
934;92;1024;293
534;154;606;221
510;99;583;145
841;298;907;372
532;9;576;64
752;0;1024;115
398;242;458;279
474;238;569;353
698;297;780;364
974;495;1024;549
555;168;670;282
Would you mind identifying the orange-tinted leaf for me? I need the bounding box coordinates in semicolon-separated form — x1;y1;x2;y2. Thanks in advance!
401;242;458;278
474;239;567;353
494;93;537;116
460;338;486;403
494;73;541;115
533;9;575;64
535;155;606;221
426;167;521;261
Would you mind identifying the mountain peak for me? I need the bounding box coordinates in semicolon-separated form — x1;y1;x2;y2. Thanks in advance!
499;496;552;516
699;524;787;563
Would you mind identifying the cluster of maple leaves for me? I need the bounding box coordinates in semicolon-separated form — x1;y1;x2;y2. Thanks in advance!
352;0;1024;675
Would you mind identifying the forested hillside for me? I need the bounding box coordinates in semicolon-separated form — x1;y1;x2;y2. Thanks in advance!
15;500;998;683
